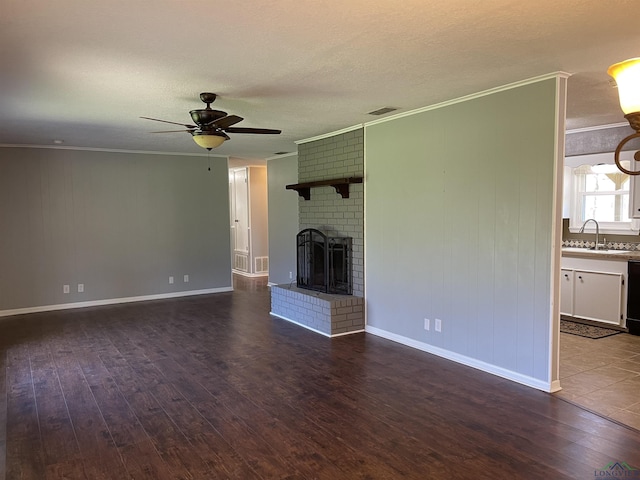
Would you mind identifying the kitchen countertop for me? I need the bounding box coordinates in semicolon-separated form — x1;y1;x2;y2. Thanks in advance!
561;247;640;261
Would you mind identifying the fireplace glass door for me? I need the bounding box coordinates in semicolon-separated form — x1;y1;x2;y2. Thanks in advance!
297;228;352;295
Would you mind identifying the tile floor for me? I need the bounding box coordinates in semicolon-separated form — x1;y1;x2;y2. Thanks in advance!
556;330;640;430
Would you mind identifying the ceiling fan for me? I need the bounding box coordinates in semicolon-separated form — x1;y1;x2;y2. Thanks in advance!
141;92;281;150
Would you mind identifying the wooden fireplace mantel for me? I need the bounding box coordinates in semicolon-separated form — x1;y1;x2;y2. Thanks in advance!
285;177;363;200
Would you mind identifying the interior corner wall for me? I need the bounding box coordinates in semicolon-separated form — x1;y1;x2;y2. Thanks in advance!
267;155;299;284
364;78;561;389
0;147;232;314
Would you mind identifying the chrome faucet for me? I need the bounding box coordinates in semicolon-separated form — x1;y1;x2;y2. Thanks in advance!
579;218;600;250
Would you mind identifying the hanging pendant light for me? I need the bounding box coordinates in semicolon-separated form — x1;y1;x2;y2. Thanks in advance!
607;58;640;174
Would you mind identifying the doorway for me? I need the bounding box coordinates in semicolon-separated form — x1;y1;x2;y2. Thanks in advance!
229;166;269;277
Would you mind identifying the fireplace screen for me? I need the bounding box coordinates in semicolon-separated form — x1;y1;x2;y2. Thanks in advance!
297;228;352;295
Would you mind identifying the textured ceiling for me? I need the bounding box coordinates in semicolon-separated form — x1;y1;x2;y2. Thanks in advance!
1;0;639;159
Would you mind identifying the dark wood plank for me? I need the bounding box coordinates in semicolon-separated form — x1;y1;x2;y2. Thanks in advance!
5;381;46;479
121;320;340;475
2;275;640;480
0;345;7;480
102;328;260;479
144;323;429;479
6;342;33;389
50;331;131;480
123;298;594;479
95;353;215;480
28;338;83;469
75;337;179;480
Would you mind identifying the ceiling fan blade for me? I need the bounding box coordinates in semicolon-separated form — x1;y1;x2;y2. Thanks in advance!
140;116;197;129
150;129;194;133
210;115;244;129
225;127;282;135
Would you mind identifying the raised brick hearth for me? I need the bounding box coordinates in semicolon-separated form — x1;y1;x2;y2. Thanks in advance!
270;284;364;337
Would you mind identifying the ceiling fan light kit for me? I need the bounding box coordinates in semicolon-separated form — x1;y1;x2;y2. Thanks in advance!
191;132;226;150
141;92;281;151
607;57;640;174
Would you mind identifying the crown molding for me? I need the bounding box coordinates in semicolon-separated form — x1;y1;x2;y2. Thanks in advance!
0;143;227;158
295;124;364;145
365;72;572;127
266;151;298;161
565;122;629;134
294;72;571;145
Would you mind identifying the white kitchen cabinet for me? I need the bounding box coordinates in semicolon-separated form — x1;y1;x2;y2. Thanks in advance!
560;268;574;316
561;255;627;327
572;269;623;325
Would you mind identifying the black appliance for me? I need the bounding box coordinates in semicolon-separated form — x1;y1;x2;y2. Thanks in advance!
626;260;640;335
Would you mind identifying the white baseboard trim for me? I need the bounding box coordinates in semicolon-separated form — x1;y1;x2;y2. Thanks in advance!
549;380;562;393
0;287;233;319
232;270;268;278
270;312;331;337
365;325;553;393
270;312;364;338
331;328;365;337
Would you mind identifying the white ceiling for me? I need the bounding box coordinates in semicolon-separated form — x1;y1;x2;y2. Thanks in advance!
1;0;639;159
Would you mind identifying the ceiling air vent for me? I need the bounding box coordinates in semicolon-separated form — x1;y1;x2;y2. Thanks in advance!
367;107;398;116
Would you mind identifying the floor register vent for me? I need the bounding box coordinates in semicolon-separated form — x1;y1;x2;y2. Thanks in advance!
255;256;269;274
234;253;248;272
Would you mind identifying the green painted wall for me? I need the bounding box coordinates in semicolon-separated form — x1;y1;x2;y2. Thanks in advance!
267;154;298;285
365;78;562;385
0;147;232;312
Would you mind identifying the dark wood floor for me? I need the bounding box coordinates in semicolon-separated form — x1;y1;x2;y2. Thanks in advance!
1;275;640;479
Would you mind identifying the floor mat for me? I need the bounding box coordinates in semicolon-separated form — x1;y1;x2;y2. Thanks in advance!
560;318;622;339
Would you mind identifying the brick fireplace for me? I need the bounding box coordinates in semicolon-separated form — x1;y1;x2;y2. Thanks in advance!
270;128;365;336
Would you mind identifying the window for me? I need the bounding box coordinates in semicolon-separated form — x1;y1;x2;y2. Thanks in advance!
574;163;630;222
565;152;639;235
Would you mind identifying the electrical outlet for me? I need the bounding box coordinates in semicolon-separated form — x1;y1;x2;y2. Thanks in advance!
289;271;293;279
424;318;430;330
63;284;70;294
169;276;174;284
435;318;442;332
77;283;84;293
183;274;189;283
